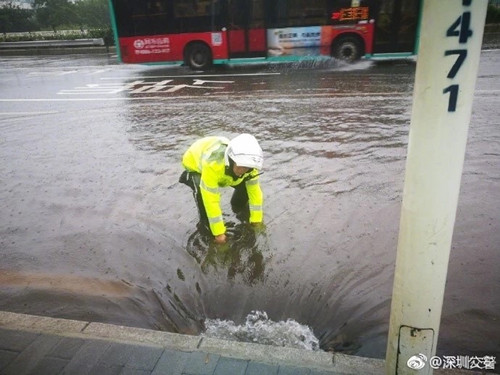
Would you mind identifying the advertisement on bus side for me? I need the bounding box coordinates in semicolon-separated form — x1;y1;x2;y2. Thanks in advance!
267;26;335;57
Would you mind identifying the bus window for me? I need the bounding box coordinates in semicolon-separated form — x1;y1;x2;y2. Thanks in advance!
266;0;326;28
250;0;265;28
113;0;171;37
227;0;264;29
288;0;326;26
397;0;419;51
373;0;419;53
173;0;223;32
174;0;214;17
227;0;247;28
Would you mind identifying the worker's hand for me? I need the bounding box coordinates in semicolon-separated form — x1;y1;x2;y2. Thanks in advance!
214;234;227;244
251;222;266;230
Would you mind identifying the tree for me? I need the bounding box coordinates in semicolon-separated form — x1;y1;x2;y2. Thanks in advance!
33;0;78;31
74;0;110;29
0;3;38;33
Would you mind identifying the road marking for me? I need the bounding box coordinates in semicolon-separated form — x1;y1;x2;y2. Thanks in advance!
26;68;113;77
28;71;78;76
0;111;58;115
57;79;236;95
100;72;281;80
0;98;129;102
89;69;111;75
58;70;79;76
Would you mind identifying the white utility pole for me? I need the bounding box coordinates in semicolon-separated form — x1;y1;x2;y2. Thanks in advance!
385;1;488;374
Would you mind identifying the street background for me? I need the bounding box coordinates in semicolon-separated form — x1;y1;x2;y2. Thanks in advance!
0;50;498;359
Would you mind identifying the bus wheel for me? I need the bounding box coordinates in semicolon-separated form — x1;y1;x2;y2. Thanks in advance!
332;36;363;63
185;42;212;70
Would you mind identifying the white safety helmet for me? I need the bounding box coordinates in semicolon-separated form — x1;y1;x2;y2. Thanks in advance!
225;134;263;170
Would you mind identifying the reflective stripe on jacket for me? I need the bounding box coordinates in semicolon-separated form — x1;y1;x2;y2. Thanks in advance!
182;136;263;236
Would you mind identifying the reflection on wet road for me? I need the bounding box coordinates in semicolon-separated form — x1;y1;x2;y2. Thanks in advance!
0;52;498;359
187;222;268;285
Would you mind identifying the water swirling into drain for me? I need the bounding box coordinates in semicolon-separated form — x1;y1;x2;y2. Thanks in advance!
203;311;320;351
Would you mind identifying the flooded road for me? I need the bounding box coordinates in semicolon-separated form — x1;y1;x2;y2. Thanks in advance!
0;51;498;359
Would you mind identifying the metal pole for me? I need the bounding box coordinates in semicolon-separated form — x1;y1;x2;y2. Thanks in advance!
385;1;488;374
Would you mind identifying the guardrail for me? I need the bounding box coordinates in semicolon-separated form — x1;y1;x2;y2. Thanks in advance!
4;30;91;38
0;38;105;49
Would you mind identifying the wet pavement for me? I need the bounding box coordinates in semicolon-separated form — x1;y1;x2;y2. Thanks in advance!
0;49;499;361
2;311;495;375
0;311;386;375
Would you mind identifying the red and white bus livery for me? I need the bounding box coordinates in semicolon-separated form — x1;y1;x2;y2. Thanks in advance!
109;0;421;69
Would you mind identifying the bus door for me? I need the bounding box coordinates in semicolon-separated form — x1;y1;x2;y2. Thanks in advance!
226;0;267;58
372;0;421;54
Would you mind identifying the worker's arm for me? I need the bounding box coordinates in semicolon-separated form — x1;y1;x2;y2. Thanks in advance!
245;173;263;223
199;168;226;239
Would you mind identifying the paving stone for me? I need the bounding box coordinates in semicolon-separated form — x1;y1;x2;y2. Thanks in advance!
0;349;19;371
245;362;279;375
99;342;162;370
47;337;85;359
2;333;60;375
60;339;111;375
310;370;341;375
101;342;137;366
151;349;188;375
30;356;68;375
213;357;248;375
278;365;311;375
181;351;220;375
120;367;150;375
89;363;123;375
123;344;163;370
0;328;39;351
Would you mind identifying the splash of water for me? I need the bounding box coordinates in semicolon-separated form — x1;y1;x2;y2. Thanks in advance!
203;311;320;351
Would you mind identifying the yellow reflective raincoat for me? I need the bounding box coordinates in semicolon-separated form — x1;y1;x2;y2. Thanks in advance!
182;136;263;236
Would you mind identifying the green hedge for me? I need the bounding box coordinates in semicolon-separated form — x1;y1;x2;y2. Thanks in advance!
487;4;500;23
2;28;114;46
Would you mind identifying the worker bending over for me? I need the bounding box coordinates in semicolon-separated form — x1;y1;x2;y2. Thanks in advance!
179;134;264;244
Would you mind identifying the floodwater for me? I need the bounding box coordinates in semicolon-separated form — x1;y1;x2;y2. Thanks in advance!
0;48;498;360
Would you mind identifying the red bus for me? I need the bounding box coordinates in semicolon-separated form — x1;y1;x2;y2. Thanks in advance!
108;0;422;69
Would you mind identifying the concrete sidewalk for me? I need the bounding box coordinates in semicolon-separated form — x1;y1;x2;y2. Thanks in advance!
0;311;494;375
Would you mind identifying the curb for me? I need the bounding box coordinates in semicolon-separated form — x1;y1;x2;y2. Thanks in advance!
0;311;383;374
0;311;496;375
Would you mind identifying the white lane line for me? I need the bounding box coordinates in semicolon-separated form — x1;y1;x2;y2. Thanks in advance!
0;116;52;123
28;72;77;76
100;72;281;80
0;111;58;115
0;98;128;102
88;69;111;75
58;70;79;76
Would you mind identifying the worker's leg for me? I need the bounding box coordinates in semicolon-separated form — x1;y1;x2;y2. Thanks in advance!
231;183;250;222
179;171;208;225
